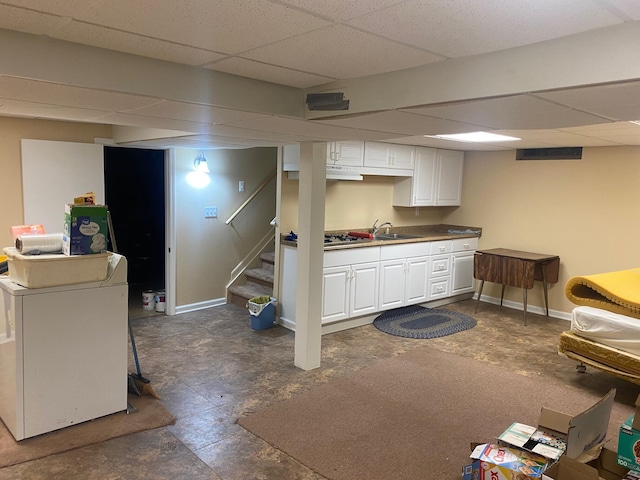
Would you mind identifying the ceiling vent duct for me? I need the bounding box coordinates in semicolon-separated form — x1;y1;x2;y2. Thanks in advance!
516;147;582;161
306;93;350;111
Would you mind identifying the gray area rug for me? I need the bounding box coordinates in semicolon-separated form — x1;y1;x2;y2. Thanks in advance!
373;305;476;338
237;346;636;480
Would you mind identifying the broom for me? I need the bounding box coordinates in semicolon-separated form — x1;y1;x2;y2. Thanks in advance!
128;319;160;399
107;210;160;400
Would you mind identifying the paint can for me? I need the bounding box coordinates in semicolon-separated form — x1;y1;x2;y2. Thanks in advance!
155;290;166;312
142;290;156;310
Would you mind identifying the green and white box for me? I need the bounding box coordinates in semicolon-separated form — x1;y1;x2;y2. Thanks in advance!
618;414;640;473
63;204;109;255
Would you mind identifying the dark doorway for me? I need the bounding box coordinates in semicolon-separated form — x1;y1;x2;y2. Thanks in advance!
104;147;166;312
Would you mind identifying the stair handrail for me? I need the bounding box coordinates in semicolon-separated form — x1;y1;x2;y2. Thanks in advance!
225;171;276;225
226;226;276;294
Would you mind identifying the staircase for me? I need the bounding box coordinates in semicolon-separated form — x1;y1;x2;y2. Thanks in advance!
228;251;275;308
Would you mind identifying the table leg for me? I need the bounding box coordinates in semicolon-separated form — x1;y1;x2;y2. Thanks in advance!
523;288;528;326
542;265;549;316
500;284;506;306
474;280;485;313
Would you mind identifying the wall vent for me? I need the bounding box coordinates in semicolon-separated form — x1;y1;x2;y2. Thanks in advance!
516;147;582;160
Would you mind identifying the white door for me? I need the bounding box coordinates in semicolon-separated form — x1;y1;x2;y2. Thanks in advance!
350;262;379;317
435;149;464;206
412;147;437;206
404;256;429;305
333;141;364;166
378;259;406;311
451;253;475;295
322;266;350;323
364;142;390;167
390;144;415;170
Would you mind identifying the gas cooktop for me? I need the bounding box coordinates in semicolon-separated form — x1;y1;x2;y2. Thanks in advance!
324;234;371;244
284;231;372;245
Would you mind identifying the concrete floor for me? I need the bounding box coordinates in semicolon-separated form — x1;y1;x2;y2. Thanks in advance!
1;298;638;479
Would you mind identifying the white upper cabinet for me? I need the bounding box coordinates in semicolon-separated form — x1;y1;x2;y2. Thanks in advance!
435;149;464;206
364;142;414;170
327;141;364;167
392;146;437;206
392;147;464;207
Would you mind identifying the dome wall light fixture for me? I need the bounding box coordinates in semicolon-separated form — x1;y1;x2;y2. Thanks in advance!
194;152;210;173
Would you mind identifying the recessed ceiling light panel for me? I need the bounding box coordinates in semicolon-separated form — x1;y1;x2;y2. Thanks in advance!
425;132;521;143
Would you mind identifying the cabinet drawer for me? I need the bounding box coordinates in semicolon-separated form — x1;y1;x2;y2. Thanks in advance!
452;237;478;252
428;277;450;300
430;240;452;255
380;242;430;261
324;247;380;268
430;255;451;277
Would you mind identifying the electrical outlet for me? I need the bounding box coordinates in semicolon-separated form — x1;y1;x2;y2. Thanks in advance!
204;206;217;218
239;180;244;192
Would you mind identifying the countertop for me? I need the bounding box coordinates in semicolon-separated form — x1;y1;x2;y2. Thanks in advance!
281;224;482;250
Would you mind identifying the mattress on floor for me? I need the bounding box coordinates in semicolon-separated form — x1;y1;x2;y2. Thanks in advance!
559;331;640;385
571;306;640;356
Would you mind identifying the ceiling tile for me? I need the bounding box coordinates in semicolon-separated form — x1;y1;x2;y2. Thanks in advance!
560;121;640;135
534;81;640;121
206;57;334;88
603;0;640;19
404;95;612;130
1;0;103;18
0;76;160;111
69;0;330;54
276;0;407;21
122;100;271;125
0;99;110;121
312;110;484;136
348;0;623;58
202;124;320;144
225;115;397;141
54;21;226;65
94;112;213;133
0;4;68;35
496;128;622;147
242;24;442;79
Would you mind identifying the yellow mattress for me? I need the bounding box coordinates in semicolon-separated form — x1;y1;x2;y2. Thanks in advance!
565;268;640;319
559;331;640;385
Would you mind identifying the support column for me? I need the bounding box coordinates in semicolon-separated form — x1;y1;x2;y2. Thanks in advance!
294;142;326;371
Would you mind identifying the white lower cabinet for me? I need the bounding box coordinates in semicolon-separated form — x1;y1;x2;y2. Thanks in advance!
279;236;478;332
378;243;430;311
450;237;479;295
322;248;380;324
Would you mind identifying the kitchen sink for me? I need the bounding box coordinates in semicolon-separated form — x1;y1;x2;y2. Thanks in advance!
373;233;422;240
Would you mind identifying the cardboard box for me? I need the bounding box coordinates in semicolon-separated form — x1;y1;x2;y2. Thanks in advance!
3;247;111;288
499;388;616;463
62;204;109;255
499;422;566;462
464;443;549;479
617;395;640;473
544;448;630;480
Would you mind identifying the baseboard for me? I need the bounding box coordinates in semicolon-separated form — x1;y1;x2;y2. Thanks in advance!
472;293;571;321
175;297;226;315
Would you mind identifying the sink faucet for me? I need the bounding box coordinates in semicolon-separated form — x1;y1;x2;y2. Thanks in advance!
372;219;393;236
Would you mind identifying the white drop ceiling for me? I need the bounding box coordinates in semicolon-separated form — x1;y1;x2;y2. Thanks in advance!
1;0;640;151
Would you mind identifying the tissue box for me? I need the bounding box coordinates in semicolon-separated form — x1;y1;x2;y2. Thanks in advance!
63;204;109;255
